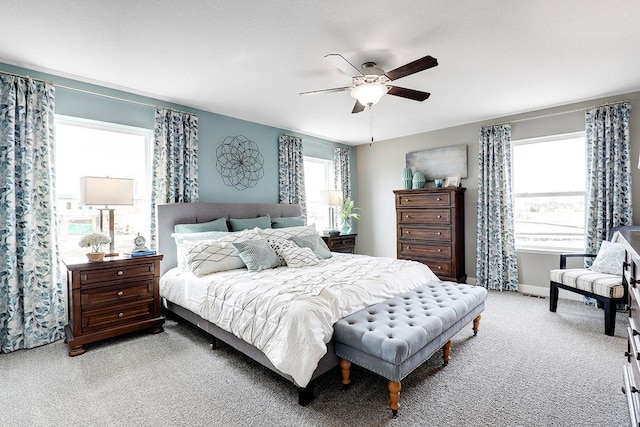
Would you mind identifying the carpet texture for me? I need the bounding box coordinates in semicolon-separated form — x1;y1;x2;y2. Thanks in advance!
0;291;628;426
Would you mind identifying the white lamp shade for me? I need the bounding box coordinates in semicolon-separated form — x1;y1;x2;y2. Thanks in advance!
80;176;134;206
351;83;388;106
319;190;343;207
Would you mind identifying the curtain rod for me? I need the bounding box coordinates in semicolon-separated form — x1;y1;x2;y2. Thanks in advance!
0;69;195;116
485;99;630;127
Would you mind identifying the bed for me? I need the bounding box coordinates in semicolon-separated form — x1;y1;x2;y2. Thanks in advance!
156;202;439;404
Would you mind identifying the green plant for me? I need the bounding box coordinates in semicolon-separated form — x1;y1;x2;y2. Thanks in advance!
339;196;362;221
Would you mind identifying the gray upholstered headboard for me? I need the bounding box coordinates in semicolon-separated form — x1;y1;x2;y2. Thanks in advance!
156;202;302;275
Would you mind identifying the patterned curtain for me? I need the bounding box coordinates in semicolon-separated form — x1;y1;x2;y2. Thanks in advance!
476;124;518;291
334;147;351;198
585;101;632;254
278;134;306;219
0;74;65;352
150;108;199;247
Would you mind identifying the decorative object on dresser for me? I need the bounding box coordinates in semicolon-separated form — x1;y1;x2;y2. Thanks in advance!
402;167;413;190
63;254;165;356
405;144;468;182
322;233;357;254
78;231;111;262
444;175;461;188
411;171;426;189
394;188;466;282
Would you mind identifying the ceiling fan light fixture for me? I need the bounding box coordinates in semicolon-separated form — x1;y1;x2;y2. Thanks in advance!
350;83;388;106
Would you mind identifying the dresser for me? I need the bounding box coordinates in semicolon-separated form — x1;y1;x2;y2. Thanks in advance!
64;254;165;356
620;229;640;425
393;188;466;283
322;233;357;254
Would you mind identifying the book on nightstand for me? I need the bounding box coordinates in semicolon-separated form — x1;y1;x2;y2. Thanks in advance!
129;250;157;257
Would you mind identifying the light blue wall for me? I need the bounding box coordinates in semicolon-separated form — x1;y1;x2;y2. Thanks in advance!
0;62;354;203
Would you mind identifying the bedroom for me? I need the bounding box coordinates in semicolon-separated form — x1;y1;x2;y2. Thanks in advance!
1;1;640;426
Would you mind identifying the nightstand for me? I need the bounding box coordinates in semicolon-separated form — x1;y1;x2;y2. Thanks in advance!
322;233;357;254
64;254;165;356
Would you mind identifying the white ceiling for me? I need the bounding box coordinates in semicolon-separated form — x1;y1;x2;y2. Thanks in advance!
1;0;639;145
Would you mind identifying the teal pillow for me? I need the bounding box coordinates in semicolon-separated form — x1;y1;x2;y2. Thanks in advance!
291;233;332;259
271;216;305;228
174;217;228;233
232;239;280;272
229;215;271;231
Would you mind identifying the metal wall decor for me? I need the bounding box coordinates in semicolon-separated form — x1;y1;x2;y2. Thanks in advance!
216;135;264;190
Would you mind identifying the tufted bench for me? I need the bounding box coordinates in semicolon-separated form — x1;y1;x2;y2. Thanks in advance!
333;281;488;417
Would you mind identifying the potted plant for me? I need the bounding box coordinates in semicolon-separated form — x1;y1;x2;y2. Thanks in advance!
339;196;362;235
79;231;111;261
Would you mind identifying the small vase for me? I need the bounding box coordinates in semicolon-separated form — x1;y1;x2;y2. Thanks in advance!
340;218;353;235
412;171;426;189
402;167;413;189
86;252;105;262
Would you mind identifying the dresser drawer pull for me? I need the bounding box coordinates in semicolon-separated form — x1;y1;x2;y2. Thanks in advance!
407;246;411;250
405;215;410;219
436;197;441;201
437;266;442;270
437;232;442;235
118;312;124;318
437;215;442;219
117;271;124;276
117;291;124;296
405;231;411;234
404;198;410;202
437;249;442;252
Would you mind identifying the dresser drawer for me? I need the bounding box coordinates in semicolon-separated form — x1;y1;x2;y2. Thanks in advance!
81;299;155;333
396;192;451;208
399;255;452;276
623;364;640;427
398;226;451;242
400;242;452;259
631;286;640;335
79;262;156;288
398;209;451;225
80;280;154;309
327;236;355;250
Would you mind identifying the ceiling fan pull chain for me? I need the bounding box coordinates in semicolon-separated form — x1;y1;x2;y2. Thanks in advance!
369;106;374;144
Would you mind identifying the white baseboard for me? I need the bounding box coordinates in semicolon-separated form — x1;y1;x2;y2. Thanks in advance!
466;278;583;302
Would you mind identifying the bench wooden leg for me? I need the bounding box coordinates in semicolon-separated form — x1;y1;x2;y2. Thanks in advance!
473;315;482;336
442;340;452;366
388;380;401;418
340;358;352;389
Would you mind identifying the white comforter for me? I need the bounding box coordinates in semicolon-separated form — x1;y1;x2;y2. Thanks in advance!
160;253;439;387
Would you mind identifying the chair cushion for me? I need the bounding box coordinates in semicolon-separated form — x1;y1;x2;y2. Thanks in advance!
550;268;624;298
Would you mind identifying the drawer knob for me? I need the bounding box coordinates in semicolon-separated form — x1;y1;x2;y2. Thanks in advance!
436;197;441;201
407;246;411;250
437;232;442;235
437;215;442;218
437;266;442;270
118;312;124;318
404;199;410;202
117;270;124;276
117;291;124;296
437;249;442;252
406;231;411;234
405;215;410;219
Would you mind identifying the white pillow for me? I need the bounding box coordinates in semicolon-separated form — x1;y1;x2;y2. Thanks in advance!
258;224;317;240
590;241;626;275
267;237;299;266
182;229;260;276
279;245;319;268
172;230;233;270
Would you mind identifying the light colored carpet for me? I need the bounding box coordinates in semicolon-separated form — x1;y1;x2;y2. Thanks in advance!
0;291;628;427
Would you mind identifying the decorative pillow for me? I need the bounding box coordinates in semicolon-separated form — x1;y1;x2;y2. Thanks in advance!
590;241;626;275
232;239;280;272
271;216;306;229
229;215;272;231
291;233;332;259
590;240;625;276
172;230;234;270
174;217;228;233
258;224;317;240
182;229;260;276
267;237;300;266
279;245;319;268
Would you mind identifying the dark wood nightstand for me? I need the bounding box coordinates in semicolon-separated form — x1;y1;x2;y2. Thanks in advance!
63;254;165;356
322;233;357;254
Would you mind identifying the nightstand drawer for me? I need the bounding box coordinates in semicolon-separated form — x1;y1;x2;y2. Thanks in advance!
398;209;451;225
400;242;452;259
396;192;451;208
81;299;155;332
327;236;354;249
399;226;451;242
79;262;156;288
80;280;154;309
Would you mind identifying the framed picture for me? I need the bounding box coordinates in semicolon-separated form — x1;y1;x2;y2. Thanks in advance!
444;176;460;188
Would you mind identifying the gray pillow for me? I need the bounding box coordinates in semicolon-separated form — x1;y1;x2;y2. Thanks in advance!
590;241;625;275
229;215;271;231
271;216;306;229
232;239;280;272
291;233;332;259
174;217;228;233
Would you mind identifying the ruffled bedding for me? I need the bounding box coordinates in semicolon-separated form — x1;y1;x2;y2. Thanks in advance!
160;252;439;387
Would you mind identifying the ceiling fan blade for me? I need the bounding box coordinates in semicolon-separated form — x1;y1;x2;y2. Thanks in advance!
325;54;363;76
387;86;431;101
385;55;438;81
352;100;365;114
299;86;352;96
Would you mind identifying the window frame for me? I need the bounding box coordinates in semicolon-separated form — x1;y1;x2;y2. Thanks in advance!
303;156;335;232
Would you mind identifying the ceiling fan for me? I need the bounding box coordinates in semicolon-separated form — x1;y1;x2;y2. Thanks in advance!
300;53;438;113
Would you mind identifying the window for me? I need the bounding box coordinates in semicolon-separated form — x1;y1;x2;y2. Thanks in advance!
512;132;586;251
304;156;334;232
55;116;153;259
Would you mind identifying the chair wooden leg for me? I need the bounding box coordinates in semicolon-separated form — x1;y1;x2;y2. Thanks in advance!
603;299;616;336
549;282;559;312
